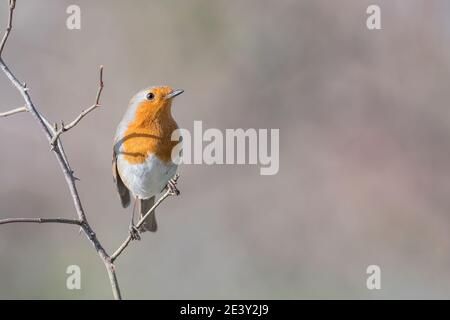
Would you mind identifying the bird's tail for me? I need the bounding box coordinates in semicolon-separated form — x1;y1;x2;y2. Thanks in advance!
138;197;157;232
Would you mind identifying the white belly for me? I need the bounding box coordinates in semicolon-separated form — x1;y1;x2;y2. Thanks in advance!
117;154;177;200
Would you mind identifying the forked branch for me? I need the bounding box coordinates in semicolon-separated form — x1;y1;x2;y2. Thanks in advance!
50;66;104;149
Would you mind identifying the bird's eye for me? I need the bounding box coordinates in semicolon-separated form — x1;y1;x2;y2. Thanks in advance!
146;92;155;100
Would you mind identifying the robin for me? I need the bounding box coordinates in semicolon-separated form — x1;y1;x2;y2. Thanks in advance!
112;86;183;237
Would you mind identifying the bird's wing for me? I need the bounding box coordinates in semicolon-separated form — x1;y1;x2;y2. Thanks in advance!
112;144;131;208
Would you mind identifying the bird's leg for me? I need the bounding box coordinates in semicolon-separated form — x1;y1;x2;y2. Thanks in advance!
129;197;141;241
167;173;180;196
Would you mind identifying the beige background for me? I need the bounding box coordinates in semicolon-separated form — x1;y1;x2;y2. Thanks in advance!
1;0;450;299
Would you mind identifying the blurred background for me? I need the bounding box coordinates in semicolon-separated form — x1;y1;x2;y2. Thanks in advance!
1;0;450;299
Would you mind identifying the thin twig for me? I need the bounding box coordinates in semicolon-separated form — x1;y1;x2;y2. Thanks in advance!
0;217;81;226
0;105;26;117
111;184;177;262
50;65;104;148
0;107;74;180
0;0;15;57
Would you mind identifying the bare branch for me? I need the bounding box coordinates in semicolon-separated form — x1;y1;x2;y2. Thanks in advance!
111;174;180;262
0;0;15;57
111;190;172;262
0;3;121;299
0;217;81;226
0;106;26;117
50;65;104;148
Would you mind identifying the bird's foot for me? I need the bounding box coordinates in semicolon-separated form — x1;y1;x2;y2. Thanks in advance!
129;224;141;241
167;174;180;196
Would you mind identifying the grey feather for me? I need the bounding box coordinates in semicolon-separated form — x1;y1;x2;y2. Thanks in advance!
139;197;157;232
112;150;130;208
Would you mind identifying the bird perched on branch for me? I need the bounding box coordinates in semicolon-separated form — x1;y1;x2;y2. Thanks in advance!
113;86;183;237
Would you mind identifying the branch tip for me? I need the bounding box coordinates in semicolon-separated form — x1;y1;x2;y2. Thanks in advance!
49;66;105;147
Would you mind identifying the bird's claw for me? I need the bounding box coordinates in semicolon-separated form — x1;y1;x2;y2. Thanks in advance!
167;174;180;196
129;225;141;241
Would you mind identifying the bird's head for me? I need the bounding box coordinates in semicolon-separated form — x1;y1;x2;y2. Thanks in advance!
130;86;184;124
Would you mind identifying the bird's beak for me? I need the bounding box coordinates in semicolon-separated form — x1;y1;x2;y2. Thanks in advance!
165;89;184;100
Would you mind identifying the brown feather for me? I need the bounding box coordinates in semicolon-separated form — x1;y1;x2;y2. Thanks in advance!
112;149;130;208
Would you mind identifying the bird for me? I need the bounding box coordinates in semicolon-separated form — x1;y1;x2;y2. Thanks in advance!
112;86;183;237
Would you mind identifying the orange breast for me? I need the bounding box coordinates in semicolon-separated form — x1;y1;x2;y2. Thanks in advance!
122;100;179;164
